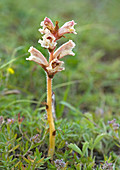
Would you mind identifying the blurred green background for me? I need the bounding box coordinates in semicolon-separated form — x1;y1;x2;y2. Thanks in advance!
0;0;120;119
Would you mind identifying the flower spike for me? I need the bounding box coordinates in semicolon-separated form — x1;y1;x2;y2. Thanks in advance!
27;17;76;160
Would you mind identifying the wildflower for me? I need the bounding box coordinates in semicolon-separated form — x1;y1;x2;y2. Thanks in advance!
39;17;54;34
108;119;116;125
27;17;76;160
7;67;15;74
108;118;119;129
108;118;119;134
53;40;75;59
7;118;15;124
58;20;77;37
26;46;48;67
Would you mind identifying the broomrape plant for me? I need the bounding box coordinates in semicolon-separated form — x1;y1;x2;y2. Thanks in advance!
26;17;76;160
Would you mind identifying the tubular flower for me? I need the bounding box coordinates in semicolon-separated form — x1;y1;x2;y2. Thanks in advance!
26;46;48;67
53;40;75;59
58;20;77;37
39;17;54;34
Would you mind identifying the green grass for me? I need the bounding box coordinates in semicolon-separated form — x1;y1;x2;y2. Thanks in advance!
0;0;120;169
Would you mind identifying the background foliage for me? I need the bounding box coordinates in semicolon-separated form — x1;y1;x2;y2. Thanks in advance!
0;0;120;169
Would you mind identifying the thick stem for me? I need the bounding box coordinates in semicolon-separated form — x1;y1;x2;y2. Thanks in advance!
47;75;55;160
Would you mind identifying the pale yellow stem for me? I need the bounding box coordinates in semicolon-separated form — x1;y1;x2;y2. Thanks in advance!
47;71;55;160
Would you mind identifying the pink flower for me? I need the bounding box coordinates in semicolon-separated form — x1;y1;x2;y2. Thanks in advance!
41;17;54;30
58;20;77;37
53;40;75;59
26;46;48;67
7;118;15;124
39;17;54;34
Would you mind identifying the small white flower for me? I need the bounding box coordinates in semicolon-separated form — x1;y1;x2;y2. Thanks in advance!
26;46;48;66
53;40;75;59
38;31;57;50
46;58;64;76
